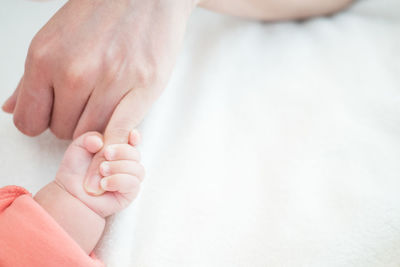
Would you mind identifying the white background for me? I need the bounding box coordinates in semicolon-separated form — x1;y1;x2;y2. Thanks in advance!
1;0;400;266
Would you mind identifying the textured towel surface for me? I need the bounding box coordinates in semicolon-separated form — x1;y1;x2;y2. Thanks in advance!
1;0;400;266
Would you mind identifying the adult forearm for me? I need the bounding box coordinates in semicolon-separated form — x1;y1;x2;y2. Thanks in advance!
196;0;354;20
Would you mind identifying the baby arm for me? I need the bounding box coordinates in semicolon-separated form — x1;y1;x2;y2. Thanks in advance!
34;130;144;254
34;181;105;255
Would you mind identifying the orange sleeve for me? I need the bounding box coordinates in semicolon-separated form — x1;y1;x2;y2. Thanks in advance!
0;186;104;267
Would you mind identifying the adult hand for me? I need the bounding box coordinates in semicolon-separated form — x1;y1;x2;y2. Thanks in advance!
2;0;194;194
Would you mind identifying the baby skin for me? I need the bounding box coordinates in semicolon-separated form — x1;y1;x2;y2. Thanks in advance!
34;130;145;254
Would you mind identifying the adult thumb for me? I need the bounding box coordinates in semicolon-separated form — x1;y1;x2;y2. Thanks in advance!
83;89;150;195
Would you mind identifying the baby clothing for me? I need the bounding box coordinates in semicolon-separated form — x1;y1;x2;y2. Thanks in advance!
0;185;104;267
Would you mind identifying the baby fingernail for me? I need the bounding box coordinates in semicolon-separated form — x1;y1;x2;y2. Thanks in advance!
100;178;108;190
100;162;110;176
104;147;115;160
84;135;103;153
92;136;103;147
84;175;103;196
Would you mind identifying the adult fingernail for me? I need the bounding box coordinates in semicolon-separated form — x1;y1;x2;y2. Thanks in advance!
100;162;110;176
84;175;104;196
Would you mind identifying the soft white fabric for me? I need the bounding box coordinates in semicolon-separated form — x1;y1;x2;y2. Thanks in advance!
1;0;400;266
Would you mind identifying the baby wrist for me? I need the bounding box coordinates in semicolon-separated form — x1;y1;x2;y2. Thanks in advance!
34;181;106;254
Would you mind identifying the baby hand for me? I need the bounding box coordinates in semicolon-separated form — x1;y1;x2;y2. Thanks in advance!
55;130;144;218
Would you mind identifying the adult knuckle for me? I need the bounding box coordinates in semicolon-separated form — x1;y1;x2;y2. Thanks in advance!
27;42;49;65
102;45;127;82
64;62;88;89
136;66;158;88
127;61;159;88
104;59;125;82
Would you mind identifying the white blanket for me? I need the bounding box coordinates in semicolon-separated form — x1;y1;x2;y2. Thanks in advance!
1;0;400;266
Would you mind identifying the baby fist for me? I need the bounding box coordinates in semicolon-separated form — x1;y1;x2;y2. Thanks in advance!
55;130;144;218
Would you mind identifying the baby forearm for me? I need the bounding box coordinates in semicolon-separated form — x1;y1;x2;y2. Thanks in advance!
34;181;105;254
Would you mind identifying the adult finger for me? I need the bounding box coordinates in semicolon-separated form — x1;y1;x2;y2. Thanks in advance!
49;82;92;139
84;88;150;195
2;77;23;114
72;85;125;139
104;143;141;161
104;89;149;144
12;66;53;136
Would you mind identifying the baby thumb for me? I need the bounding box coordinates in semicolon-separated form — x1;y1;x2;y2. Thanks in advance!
58;132;103;177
